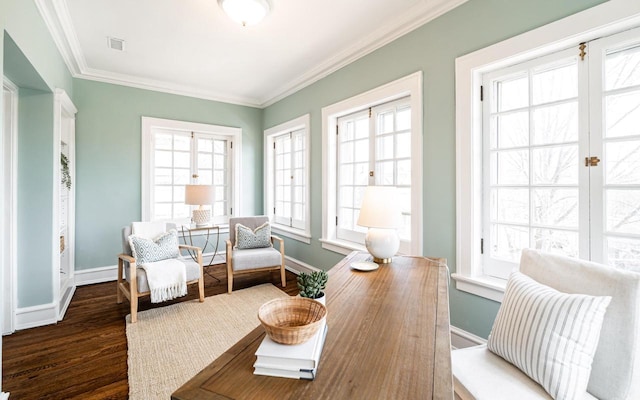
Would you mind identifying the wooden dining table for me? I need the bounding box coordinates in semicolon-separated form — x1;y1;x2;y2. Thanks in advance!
172;251;453;400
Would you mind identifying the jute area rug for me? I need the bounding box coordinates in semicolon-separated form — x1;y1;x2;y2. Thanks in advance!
126;283;289;400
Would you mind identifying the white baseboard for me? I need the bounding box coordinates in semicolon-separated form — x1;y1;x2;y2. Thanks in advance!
58;284;76;320
75;265;118;286
450;325;486;349
15;303;57;330
284;255;321;275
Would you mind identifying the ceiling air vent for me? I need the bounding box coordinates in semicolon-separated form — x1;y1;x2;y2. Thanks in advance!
107;37;125;51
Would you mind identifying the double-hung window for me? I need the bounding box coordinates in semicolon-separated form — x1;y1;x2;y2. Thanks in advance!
142;117;240;225
455;13;640;300
321;72;423;256
336;98;413;251
264;114;310;242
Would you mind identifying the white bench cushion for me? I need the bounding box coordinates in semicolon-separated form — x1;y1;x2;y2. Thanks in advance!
452;345;597;400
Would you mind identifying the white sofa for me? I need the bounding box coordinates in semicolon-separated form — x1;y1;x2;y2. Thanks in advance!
452;249;640;400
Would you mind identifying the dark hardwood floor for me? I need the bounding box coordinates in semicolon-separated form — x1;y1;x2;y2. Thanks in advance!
2;265;299;400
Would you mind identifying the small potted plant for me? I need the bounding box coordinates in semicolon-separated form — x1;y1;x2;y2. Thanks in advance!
297;270;328;305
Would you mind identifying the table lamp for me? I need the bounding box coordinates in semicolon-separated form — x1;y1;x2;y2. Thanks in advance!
357;186;402;265
185;184;215;226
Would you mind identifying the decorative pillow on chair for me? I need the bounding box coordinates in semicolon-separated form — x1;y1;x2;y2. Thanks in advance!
235;222;272;249
487;271;611;400
128;229;180;264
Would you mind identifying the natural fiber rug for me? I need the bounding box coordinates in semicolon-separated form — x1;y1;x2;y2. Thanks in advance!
126;283;289;400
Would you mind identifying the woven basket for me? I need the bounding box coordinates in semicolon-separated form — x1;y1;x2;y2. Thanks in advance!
258;297;327;345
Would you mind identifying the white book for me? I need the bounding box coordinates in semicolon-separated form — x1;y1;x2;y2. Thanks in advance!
253;366;316;381
254;320;327;371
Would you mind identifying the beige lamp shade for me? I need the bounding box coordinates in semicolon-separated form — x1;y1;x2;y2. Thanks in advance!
185;185;214;226
357;186;402;228
185;185;215;206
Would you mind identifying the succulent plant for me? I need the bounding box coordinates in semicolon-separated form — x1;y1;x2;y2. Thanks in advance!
297;270;328;299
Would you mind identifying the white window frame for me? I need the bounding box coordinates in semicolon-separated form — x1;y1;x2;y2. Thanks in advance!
264;114;311;243
141;117;242;225
321;72;423;256
453;0;640;302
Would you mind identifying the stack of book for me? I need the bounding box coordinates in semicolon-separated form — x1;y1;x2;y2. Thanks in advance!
253;319;328;380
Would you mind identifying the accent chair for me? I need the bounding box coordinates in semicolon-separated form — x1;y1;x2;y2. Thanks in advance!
226;216;286;293
117;222;204;323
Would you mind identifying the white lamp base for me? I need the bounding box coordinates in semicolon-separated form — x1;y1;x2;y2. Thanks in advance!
192;209;211;226
364;228;400;264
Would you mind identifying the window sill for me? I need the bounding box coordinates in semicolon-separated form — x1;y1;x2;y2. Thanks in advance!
319;238;366;256
451;273;506;303
271;225;311;244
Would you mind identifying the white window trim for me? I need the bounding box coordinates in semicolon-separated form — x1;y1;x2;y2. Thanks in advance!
141;116;242;222
264;114;311;244
453;0;640;302
321;72;423;256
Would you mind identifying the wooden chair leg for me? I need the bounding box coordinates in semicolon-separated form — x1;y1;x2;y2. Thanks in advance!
227;252;234;293
130;294;138;323
198;276;205;302
197;250;205;302
116;258;124;304
280;265;286;288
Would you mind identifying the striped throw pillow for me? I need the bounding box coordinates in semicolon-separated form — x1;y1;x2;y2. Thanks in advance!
487;271;611;400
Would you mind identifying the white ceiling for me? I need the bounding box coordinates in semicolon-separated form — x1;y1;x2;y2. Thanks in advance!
36;0;466;108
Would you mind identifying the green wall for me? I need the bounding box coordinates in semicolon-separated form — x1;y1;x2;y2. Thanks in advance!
263;0;606;338
2;0;73;309
72;79;263;270
17;88;54;307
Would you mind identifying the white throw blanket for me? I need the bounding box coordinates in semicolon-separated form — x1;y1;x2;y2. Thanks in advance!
140;259;187;303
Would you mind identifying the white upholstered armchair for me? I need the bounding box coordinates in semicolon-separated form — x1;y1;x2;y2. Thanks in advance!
226;216;285;293
452;249;640;400
117;222;204;323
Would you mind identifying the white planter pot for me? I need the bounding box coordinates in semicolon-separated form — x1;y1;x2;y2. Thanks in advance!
298;293;325;306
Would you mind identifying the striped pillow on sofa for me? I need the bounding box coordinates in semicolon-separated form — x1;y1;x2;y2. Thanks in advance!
487;271;611;400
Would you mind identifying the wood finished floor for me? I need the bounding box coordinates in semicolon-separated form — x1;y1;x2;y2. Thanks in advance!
2;265;299;400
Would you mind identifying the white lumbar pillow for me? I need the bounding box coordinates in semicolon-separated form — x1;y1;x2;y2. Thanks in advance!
487;271;611;400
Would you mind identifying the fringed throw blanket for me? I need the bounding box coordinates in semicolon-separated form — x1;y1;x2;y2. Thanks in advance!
140;259;187;303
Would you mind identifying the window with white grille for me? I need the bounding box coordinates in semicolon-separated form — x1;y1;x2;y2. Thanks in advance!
142;117;240;225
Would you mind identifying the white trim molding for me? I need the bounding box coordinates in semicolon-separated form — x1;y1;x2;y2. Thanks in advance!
35;0;466;107
74;265;118;286
454;0;640;301
53;88;77;322
284;255;322;275
15;303;57;331
450;326;487;350
2;77;19;335
321;71;423;257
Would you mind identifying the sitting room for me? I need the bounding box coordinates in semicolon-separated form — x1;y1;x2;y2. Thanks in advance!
2;0;640;399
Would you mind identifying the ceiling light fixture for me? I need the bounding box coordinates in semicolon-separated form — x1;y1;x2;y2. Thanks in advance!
218;0;270;27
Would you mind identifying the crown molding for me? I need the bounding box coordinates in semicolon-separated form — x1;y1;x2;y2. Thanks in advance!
36;0;467;109
78;67;264;107
35;0;87;75
260;0;468;107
